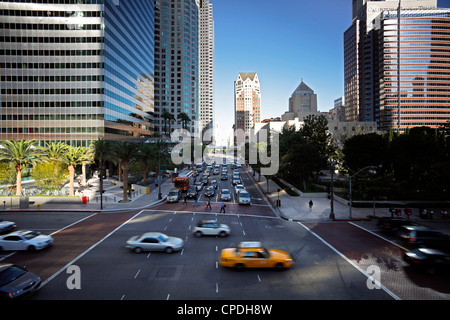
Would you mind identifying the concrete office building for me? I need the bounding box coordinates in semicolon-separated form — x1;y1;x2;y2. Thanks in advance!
343;0;450;132
153;0;199;137
234;72;261;134
0;0;155;146
199;0;214;142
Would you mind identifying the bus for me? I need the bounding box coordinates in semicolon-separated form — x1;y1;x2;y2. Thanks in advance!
173;170;196;191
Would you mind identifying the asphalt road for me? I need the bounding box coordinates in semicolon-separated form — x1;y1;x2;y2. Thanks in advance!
27;210;392;300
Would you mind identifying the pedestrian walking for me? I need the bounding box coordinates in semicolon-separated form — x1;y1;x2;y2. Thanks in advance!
220;201;226;213
206;197;211;210
193;194;199;206
183;195;187;205
309;200;313;211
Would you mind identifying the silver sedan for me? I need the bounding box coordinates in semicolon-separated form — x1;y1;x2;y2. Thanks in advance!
126;232;184;254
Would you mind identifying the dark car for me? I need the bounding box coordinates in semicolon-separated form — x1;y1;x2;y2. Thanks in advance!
221;173;228;180
204;186;215;197
186;186;197;198
403;248;450;274
399;226;450;250
377;217;424;234
0;264;41;299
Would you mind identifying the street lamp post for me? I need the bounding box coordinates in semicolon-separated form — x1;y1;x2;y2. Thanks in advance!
329;160;336;220
349;165;381;219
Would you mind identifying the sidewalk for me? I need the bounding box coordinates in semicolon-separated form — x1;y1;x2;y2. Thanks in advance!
1;176;174;212
245;166;429;222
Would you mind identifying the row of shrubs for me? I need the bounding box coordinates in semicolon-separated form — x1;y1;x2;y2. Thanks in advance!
0;188;70;197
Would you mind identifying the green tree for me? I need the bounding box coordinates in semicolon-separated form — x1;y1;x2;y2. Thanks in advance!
61;146;84;196
39;141;69;188
111;141;140;202
32;162;68;189
0;139;43;195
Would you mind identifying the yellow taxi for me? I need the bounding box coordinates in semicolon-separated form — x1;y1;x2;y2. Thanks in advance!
219;241;294;270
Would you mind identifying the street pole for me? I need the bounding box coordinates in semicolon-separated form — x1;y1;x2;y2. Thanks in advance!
329;161;335;220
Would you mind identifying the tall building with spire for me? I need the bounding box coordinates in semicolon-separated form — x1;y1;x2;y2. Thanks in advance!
234;72;261;134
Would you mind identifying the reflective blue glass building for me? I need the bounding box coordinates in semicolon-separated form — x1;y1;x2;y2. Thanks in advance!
0;0;154;146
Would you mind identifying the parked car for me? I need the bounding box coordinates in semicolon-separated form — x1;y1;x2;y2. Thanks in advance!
403;248;450;274
204;186;215;197
399;225;450;250
377;217;424;234
193;220;230;237
126;232;184;254
0;264;41;299
0;220;16;234
238;190;251;205
0;230;53;251
166;188;182;203
219;241;294;270
186;186;197;198
220;189;231;201
235;184;245;195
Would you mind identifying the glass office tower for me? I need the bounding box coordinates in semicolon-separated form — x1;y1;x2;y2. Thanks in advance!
0;0;154;146
153;0;199;137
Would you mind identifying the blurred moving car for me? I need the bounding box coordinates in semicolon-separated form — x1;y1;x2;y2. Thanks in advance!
0;264;41;299
219;241;294;270
0;220;16;234
193;220;230;237
220;189;231;201
377;217;424;234
0;230;53;251
126;232;184;254
403;248;450;274
399;226;450;250
166;188;182;203
238;190;251;205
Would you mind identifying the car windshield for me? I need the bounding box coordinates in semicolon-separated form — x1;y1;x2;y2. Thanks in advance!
222;190;230;194
240;192;250;198
22;231;40;240
0;265;27;287
158;234;169;242
169;191;178;196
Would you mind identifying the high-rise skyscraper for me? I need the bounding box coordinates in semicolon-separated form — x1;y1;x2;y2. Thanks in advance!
343;0;450;132
0;0;155;146
234;72;261;134
199;0;214;142
153;0;199;137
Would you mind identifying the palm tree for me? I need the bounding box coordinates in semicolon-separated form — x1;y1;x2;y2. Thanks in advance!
61;146;84;196
80;146;95;185
178;112;191;130
162;110;175;136
92;139;110;209
138;143;157;185
111;141;140;202
39;141;69;188
0;139;43;195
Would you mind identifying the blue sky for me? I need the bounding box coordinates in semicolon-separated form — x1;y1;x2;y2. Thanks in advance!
211;0;450;138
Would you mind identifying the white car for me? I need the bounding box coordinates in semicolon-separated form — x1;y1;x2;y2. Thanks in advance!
235;184;245;195
220;189;231;201
0;230;53;251
238;190;251;205
126;232;184;254
166;188;182;203
193;220;230;237
0;220;16;234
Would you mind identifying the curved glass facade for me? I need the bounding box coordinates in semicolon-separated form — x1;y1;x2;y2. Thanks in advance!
0;0;154;146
